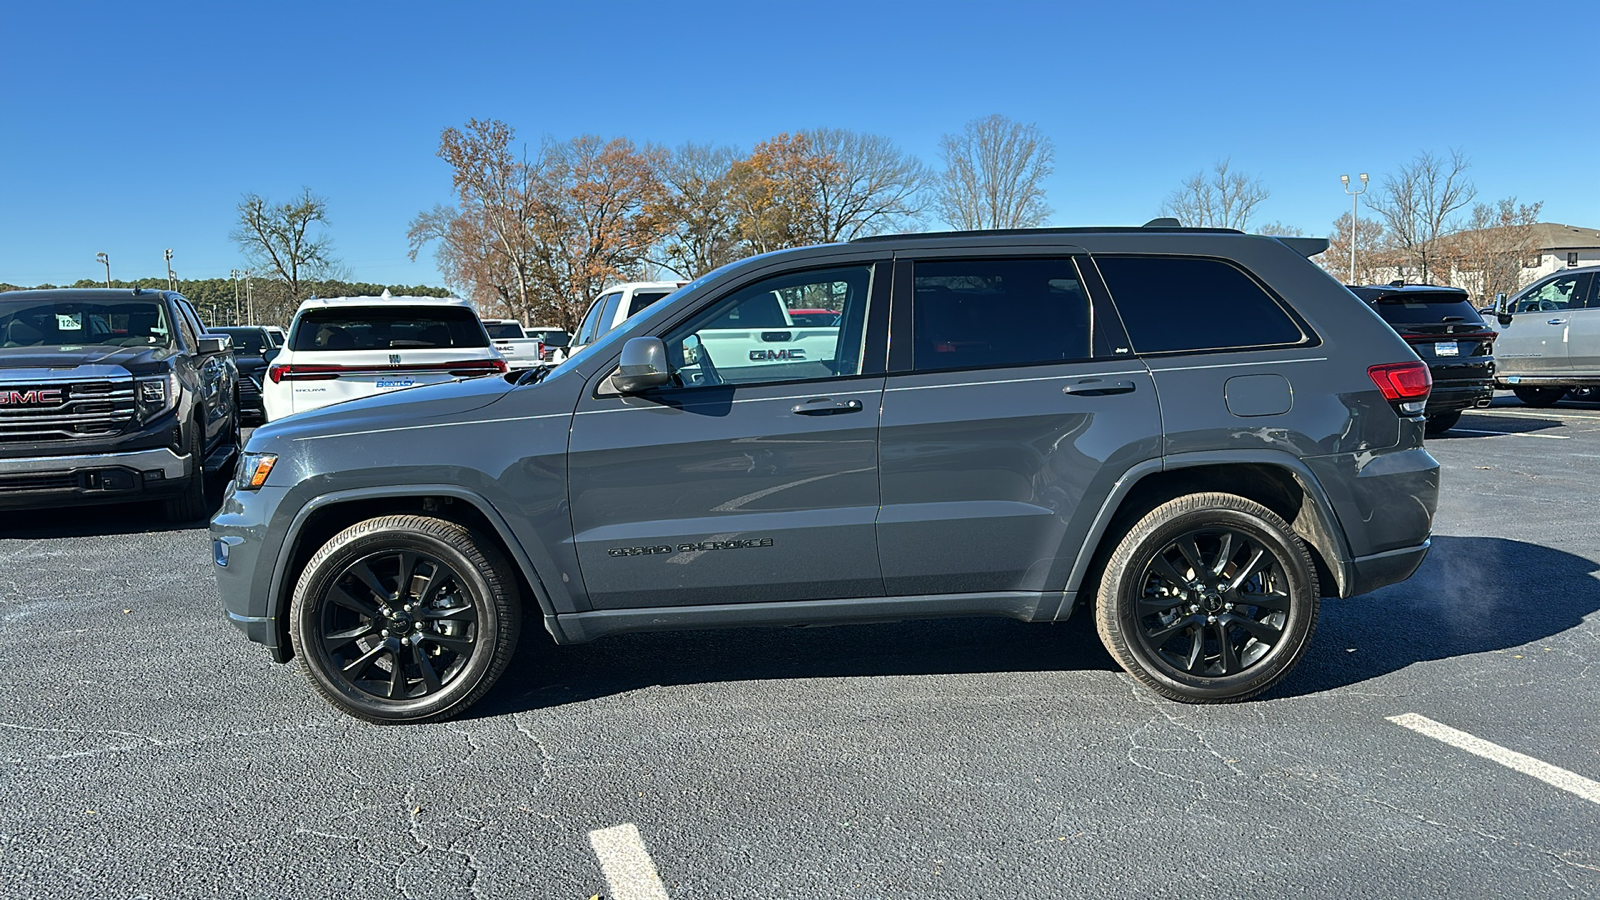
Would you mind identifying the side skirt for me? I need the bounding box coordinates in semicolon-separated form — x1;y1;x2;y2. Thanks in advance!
546;590;1077;644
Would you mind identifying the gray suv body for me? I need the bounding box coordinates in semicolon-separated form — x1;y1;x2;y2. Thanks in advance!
211;227;1440;723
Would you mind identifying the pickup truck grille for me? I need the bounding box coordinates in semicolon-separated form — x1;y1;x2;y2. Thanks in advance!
0;379;137;441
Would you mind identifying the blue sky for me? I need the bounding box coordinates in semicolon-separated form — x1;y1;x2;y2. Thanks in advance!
3;0;1593;289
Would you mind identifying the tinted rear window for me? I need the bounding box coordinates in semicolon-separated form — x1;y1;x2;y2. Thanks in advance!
913;258;1090;371
290;307;488;352
627;291;673;316
1362;292;1485;327
1096;256;1305;354
484;323;523;339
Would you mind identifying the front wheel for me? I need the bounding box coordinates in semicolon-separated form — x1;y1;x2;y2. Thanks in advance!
289;515;522;724
1511;386;1567;408
162;422;208;522
1095;493;1320;703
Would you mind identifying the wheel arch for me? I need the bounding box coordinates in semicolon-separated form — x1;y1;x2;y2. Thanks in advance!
1067;453;1354;604
266;486;557;661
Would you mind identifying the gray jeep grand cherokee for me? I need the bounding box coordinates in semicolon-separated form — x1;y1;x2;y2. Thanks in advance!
211;226;1440;724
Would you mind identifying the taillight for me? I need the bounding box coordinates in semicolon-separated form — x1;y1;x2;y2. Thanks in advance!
446;359;507;377
268;364;342;384
1368;361;1432;415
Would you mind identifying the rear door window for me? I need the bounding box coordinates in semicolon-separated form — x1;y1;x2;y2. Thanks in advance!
1095;256;1307;354
626;291;673;317
911;258;1091;371
290;307;489;351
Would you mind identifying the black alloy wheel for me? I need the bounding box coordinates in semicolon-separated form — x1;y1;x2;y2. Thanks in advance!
290;515;521;724
1096;493;1319;703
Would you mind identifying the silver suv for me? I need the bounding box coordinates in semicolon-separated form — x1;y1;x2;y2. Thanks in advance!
212;226;1440;724
1489;265;1600;406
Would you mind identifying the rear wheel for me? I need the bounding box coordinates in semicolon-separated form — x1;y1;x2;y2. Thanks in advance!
290;515;522;724
1424;410;1461;436
1095;493;1319;703
1512;386;1567;408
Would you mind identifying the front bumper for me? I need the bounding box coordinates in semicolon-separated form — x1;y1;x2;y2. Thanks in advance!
211;482;292;661
0;445;194;509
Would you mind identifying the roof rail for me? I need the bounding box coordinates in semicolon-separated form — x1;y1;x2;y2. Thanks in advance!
850;225;1243;243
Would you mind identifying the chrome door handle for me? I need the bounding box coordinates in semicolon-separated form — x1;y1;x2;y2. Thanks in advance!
1548;318;1569;325
792;398;864;415
1062;380;1136;396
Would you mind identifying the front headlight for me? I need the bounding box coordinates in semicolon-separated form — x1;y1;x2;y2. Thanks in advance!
236;452;278;490
136;373;178;422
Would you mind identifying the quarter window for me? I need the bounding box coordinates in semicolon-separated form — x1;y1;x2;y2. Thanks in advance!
912;258;1091;372
1095;256;1305;354
660;266;872;387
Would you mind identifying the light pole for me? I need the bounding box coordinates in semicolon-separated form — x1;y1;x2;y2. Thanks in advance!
96;252;111;288
230;269;244;325
1340;173;1368;284
164;249;176;291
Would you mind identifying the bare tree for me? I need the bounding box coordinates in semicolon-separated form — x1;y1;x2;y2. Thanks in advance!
935;114;1054;230
801;128;930;241
1367;149;1476;284
1448;197;1543;302
1321;211;1393;285
525;135;668;330
231;188;339;305
648;142;743;279
1161;159;1269;230
409;119;542;319
1255;222;1305;236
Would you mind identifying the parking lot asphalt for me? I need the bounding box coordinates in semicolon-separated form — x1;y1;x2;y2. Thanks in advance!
2;396;1597;899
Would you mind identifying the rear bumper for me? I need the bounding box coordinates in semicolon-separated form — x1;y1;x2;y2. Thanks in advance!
1349;540;1430;596
0;446;194;509
1427;382;1495;414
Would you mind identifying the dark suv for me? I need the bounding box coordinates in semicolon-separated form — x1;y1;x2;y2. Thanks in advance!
1;288;240;520
1347;283;1496;435
212;226;1439;723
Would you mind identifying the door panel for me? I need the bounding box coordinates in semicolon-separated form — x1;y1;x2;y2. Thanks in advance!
1567;274;1600;376
877;363;1160;595
568;379;885;608
1499;273;1588;374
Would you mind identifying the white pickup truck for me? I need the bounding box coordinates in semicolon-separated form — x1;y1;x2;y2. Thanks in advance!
481;319;547;371
693;290;840;379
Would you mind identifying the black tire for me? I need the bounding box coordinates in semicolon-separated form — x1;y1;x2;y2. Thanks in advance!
1424;410;1461;436
161;421;209;522
289;515;522;725
1511;386;1567;408
1094;492;1320;703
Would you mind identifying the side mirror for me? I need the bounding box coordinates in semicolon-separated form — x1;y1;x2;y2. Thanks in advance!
611;337;671;393
197;334;231;355
261;348;280;364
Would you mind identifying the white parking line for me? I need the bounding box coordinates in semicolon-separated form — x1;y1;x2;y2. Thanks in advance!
589;823;672;900
1470;408;1600;422
1447;428;1570;440
1388;713;1600;806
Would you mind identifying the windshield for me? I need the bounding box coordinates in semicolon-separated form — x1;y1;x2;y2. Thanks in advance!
0;299;173;348
289;307;490;351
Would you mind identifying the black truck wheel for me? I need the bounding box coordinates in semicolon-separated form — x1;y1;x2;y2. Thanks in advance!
1095;493;1320;703
1424;410;1461;436
289;515;522;725
1511;386;1567;408
162;422;209;522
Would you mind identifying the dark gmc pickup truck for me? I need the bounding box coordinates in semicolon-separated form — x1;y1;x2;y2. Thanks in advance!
0;288;240;521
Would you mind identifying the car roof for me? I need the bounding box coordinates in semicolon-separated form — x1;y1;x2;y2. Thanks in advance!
1347;284;1470;301
600;281;690;293
0;288;181;302
293;296;472;312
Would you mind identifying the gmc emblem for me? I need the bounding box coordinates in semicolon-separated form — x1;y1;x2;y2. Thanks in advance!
0;389;64;406
749;348;806;361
